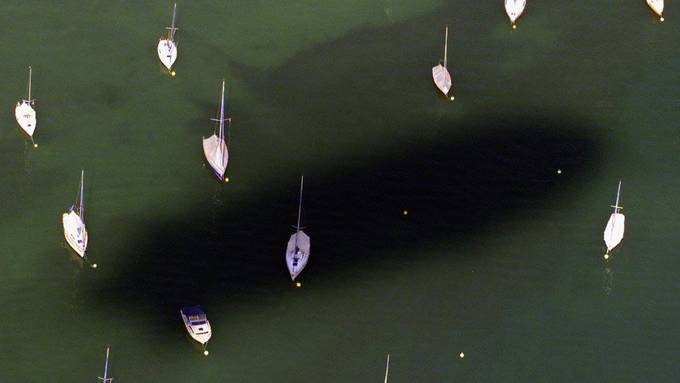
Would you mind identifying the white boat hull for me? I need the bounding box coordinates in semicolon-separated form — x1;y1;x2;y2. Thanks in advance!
157;39;178;70
202;134;228;180
15;101;36;137
505;0;526;25
286;231;310;280
647;0;664;19
603;212;625;251
180;311;212;345
62;211;88;257
432;64;452;96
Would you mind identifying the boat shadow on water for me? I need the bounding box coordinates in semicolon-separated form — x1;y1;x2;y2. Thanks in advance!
92;109;606;332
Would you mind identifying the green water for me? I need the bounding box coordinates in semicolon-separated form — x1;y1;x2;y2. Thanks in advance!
2;1;680;381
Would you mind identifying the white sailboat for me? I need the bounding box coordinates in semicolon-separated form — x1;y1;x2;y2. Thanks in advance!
504;0;527;29
286;176;310;281
647;0;665;21
98;346;113;382
157;3;178;73
431;26;453;100
15;66;37;147
180;306;212;355
62;170;89;260
384;354;390;383
603;180;625;259
202;80;230;181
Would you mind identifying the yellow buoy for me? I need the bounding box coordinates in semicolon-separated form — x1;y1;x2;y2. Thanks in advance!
459;352;465;358
225;177;230;183
295;282;302;288
33;143;38;148
204;350;209;356
603;253;609;260
512;24;517;29
660;16;664;22
557;169;562;174
450;96;455;101
402;210;408;216
170;70;176;77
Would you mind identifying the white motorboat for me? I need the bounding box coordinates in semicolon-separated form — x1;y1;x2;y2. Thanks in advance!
157;3;178;72
15;66;37;146
603;180;625;258
62;170;88;259
505;0;526;28
180;306;212;355
202;80;230;181
98;346;113;383
431;26;453;99
286;176;310;281
647;0;665;21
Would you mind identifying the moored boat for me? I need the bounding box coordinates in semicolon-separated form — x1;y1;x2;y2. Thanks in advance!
504;0;527;29
157;3;178;73
180;305;212;355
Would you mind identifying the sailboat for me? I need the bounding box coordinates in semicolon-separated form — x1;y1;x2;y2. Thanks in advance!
603;180;625;259
157;3;178;73
62;170;89;260
647;0;665;21
384;354;390;383
98;346;113;382
504;0;527;29
286;176;311;281
180;306;212;355
202;80;230;181
431;26;453;99
15;66;37;147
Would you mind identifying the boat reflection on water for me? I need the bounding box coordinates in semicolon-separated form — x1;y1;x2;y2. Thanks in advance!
602;266;614;296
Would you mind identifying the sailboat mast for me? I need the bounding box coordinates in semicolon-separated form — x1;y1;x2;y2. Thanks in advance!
296;176;304;233
218;80;226;142
170;3;177;40
79;170;85;220
613;180;622;213
384;354;390;383
443;26;448;68
27;66;32;101
99;346;111;382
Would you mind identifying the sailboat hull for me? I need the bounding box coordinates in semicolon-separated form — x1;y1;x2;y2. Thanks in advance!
647;0;664;17
62;211;88;257
15;101;36;137
157;39;178;70
603;212;625;251
202;135;228;180
505;0;527;24
432;64;452;96
286;231;310;280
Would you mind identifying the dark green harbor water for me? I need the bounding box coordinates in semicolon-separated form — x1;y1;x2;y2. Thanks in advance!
2;1;680;381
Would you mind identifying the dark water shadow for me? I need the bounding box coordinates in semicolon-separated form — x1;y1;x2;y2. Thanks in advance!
87;7;607;333
89;110;604;332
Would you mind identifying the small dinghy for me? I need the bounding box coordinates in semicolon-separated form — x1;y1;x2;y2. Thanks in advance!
603;180;625;259
98;346;113;383
15;66;37;147
202;80;230;181
62;170;89;260
286;176;310;282
647;0;665;21
157;3;178;73
505;0;527;29
180;306;212;355
431;25;453;99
